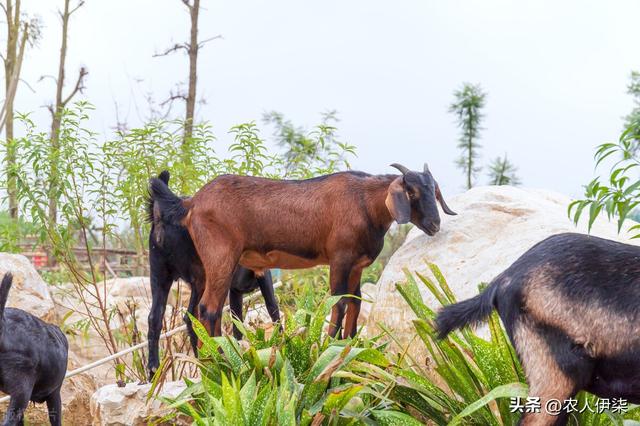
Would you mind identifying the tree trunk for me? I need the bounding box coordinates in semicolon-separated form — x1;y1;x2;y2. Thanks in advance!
3;0;27;219
49;0;71;229
184;0;199;143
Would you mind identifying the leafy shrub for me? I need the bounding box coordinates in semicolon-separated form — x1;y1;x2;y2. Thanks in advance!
162;296;419;425
569;120;640;234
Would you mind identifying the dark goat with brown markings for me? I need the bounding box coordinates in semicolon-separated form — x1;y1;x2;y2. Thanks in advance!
150;163;456;339
436;233;640;426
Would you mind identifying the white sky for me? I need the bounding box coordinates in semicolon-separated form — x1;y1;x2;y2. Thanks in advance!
13;0;640;198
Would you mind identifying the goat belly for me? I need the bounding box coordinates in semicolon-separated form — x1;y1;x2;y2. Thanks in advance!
239;249;327;271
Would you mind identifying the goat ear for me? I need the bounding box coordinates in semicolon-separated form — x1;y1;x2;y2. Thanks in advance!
435;182;457;216
385;177;411;224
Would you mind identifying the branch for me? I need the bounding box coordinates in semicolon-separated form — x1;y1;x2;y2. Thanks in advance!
38;74;57;84
160;92;187;108
198;34;223;48
181;0;192;9
69;0;85;16
61;66;88;107
152;42;188;57
18;77;35;93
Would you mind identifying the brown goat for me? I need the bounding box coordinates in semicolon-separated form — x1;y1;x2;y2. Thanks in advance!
150;164;456;338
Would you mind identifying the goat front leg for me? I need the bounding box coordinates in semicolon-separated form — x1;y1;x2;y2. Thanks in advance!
342;266;363;339
328;256;355;338
147;256;172;380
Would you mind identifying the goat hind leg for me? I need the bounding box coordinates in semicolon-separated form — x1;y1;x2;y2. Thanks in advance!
46;389;62;426
515;320;592;426
184;283;204;356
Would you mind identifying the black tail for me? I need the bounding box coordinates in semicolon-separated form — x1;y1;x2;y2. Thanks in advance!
435;281;499;339
145;171;173;224
0;273;13;330
149;174;189;225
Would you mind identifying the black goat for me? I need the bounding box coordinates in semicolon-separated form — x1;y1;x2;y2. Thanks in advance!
436;233;640;426
146;171;280;380
0;273;68;426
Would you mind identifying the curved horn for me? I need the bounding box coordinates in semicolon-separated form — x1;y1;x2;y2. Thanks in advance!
423;163;430;174
435;182;457;216
390;163;410;175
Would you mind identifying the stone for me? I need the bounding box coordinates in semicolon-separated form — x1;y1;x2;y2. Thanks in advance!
90;381;189;426
0;253;56;322
365;185;640;359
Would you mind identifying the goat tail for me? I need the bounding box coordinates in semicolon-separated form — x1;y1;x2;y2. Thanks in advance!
149;175;190;226
0;273;13;330
435;280;499;339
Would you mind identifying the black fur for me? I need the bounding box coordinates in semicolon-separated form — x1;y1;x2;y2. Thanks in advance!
0;273;68;426
146;172;281;380
435;281;499;339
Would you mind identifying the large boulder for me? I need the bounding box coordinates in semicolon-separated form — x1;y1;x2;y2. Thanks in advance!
90;381;189;425
0;253;56;321
366;186;640;359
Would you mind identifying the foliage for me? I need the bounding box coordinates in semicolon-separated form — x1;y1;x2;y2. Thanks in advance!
263;110;356;178
569;120;640;236
450;83;487;190
161;296;415;425
161;262;640;425
487;154;520;186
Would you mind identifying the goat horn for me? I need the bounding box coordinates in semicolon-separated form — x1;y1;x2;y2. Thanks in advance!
436;182;457;216
390;163;410;175
423;163;430;173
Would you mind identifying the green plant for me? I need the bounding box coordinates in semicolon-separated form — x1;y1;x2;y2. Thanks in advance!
487;154;520;186
569;120;640;236
450;83;487;190
161;296;418;425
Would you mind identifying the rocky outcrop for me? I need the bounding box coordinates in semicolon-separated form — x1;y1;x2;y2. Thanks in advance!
90;381;189;426
0;253;56;321
366;185;640;359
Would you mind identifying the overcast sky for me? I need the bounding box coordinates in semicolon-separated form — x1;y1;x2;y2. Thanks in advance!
14;0;640;197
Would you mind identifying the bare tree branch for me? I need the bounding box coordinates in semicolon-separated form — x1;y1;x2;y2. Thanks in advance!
60;66;87;107
153;42;188;57
18;76;35;92
197;34;222;48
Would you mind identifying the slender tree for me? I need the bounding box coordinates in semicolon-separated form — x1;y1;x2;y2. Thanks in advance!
1;0;40;218
47;0;87;228
154;0;221;143
449;83;486;189
487;154;520;186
